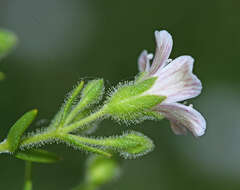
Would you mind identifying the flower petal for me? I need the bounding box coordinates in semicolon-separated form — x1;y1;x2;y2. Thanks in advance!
170;121;187;135
147;56;202;103
138;50;153;72
150;30;173;74
154;103;206;137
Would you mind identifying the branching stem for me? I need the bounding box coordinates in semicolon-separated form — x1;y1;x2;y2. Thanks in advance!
13;107;108;151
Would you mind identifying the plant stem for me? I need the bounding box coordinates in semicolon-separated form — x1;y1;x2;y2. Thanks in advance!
20;132;56;149
18;108;107;150
64;100;87;125
61;107;107;134
23;161;32;190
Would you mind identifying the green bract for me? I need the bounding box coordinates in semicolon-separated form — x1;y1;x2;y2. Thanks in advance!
104;77;165;122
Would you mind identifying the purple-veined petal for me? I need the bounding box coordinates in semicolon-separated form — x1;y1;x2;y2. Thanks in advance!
170;121;188;135
138;50;153;72
153;102;206;137
146;56;202;103
150;30;173;74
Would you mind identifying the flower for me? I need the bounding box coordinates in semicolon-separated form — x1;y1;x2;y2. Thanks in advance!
138;30;206;137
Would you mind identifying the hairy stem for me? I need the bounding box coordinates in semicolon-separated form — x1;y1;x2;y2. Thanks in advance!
17;108;107;151
20;132;57;149
61;107;107;134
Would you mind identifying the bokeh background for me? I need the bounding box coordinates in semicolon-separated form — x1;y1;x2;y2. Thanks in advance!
1;0;240;189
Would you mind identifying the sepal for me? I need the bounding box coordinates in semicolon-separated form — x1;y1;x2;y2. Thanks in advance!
105;78;165;123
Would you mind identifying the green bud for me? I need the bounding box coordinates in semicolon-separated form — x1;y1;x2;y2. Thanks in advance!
114;131;154;159
0;29;18;60
63;131;154;159
58;134;112;157
86;155;120;187
104;78;165;123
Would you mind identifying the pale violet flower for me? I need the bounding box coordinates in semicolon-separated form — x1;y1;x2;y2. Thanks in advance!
138;30;206;137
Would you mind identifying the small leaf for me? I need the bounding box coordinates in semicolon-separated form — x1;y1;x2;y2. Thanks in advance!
81;79;104;104
7;109;38;152
62;81;84;122
0;29;18;60
48;82;85;130
16;149;60;163
65;79;104;124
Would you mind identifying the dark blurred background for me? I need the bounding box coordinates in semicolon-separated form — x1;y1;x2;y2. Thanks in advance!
1;0;240;189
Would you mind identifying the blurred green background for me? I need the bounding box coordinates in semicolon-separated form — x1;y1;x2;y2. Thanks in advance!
1;0;240;189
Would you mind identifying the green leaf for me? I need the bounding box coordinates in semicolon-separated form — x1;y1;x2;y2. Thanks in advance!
62;81;84;122
16;149;60;163
47;82;85;130
81;79;104;104
0;29;18;60
65;79;104;124
7;109;38;152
